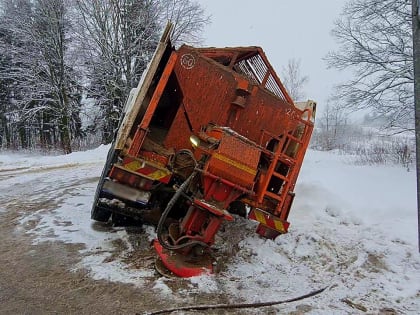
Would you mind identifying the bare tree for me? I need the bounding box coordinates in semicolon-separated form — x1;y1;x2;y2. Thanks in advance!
313;103;348;151
326;0;413;131
158;0;210;46
281;58;308;102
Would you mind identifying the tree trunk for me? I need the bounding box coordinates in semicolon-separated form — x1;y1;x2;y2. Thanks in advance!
60;113;72;154
18;122;27;149
0;114;10;148
60;92;72;154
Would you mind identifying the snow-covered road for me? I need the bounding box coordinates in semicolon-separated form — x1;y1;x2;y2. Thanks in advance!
0;146;419;314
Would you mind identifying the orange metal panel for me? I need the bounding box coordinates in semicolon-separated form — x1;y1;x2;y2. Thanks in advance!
163;46;302;151
128;52;178;156
206;133;260;190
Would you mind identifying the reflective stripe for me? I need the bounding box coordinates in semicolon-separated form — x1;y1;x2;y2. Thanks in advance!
123;159;171;182
254;209;267;226
148;169;172;180
249;209;286;233
213;153;257;175
125;160;146;172
273;219;286;233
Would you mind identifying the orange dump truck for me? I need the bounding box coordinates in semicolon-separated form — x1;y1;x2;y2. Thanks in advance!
92;24;316;277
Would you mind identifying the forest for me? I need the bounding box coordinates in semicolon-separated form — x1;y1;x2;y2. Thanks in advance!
0;0;208;153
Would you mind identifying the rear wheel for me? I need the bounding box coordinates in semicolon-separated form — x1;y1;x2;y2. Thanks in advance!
111;213;142;227
91;145;118;222
91;203;111;222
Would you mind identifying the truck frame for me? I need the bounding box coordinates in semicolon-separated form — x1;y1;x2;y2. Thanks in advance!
92;24;316;277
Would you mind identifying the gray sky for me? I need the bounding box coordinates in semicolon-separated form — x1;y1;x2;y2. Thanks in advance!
196;0;349;112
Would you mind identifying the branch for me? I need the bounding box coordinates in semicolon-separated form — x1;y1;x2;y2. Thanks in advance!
144;286;329;315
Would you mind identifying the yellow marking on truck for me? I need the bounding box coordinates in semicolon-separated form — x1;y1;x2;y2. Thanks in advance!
148;169;171;180
213;153;257;176
273;219;286;233
125;160;145;172
253;209;286;233
123;159;171;180
254;210;267;225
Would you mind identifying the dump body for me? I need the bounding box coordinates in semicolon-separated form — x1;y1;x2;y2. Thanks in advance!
92;25;316;276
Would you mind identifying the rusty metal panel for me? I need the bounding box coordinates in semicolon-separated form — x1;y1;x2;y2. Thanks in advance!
164;45;304;151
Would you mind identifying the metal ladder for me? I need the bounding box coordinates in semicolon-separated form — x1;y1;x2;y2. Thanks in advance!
258;109;313;218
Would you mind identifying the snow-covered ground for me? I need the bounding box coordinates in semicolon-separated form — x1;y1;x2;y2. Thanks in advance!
0;146;419;314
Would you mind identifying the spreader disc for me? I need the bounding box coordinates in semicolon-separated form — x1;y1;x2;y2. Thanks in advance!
153;240;213;278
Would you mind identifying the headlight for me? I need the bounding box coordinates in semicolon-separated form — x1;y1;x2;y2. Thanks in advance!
189;135;200;147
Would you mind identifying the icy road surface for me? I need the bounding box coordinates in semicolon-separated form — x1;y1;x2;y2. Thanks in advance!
0;146;419;314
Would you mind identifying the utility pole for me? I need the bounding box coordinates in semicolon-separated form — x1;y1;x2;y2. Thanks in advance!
413;0;420;252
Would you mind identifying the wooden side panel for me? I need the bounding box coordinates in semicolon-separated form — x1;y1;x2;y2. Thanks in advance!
115;23;173;150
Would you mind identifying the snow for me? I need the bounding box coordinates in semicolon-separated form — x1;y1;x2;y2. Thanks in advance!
153;278;173;295
0;145;109;173
1;146;419;314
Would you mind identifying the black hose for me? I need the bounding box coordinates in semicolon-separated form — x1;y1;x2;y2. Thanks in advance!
173;149;197;165
156;171;209;251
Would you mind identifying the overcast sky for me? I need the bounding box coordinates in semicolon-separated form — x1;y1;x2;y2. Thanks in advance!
196;0;350;113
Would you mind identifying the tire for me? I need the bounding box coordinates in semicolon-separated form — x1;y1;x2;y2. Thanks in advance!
91;203;111;222
91;144;118;222
111;213;141;227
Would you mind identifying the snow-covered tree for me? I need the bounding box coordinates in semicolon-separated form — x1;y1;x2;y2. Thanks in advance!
0;0;33;148
75;0;209;144
0;22;13;148
74;0;161;144
0;0;83;153
31;0;83;153
0;0;209;148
